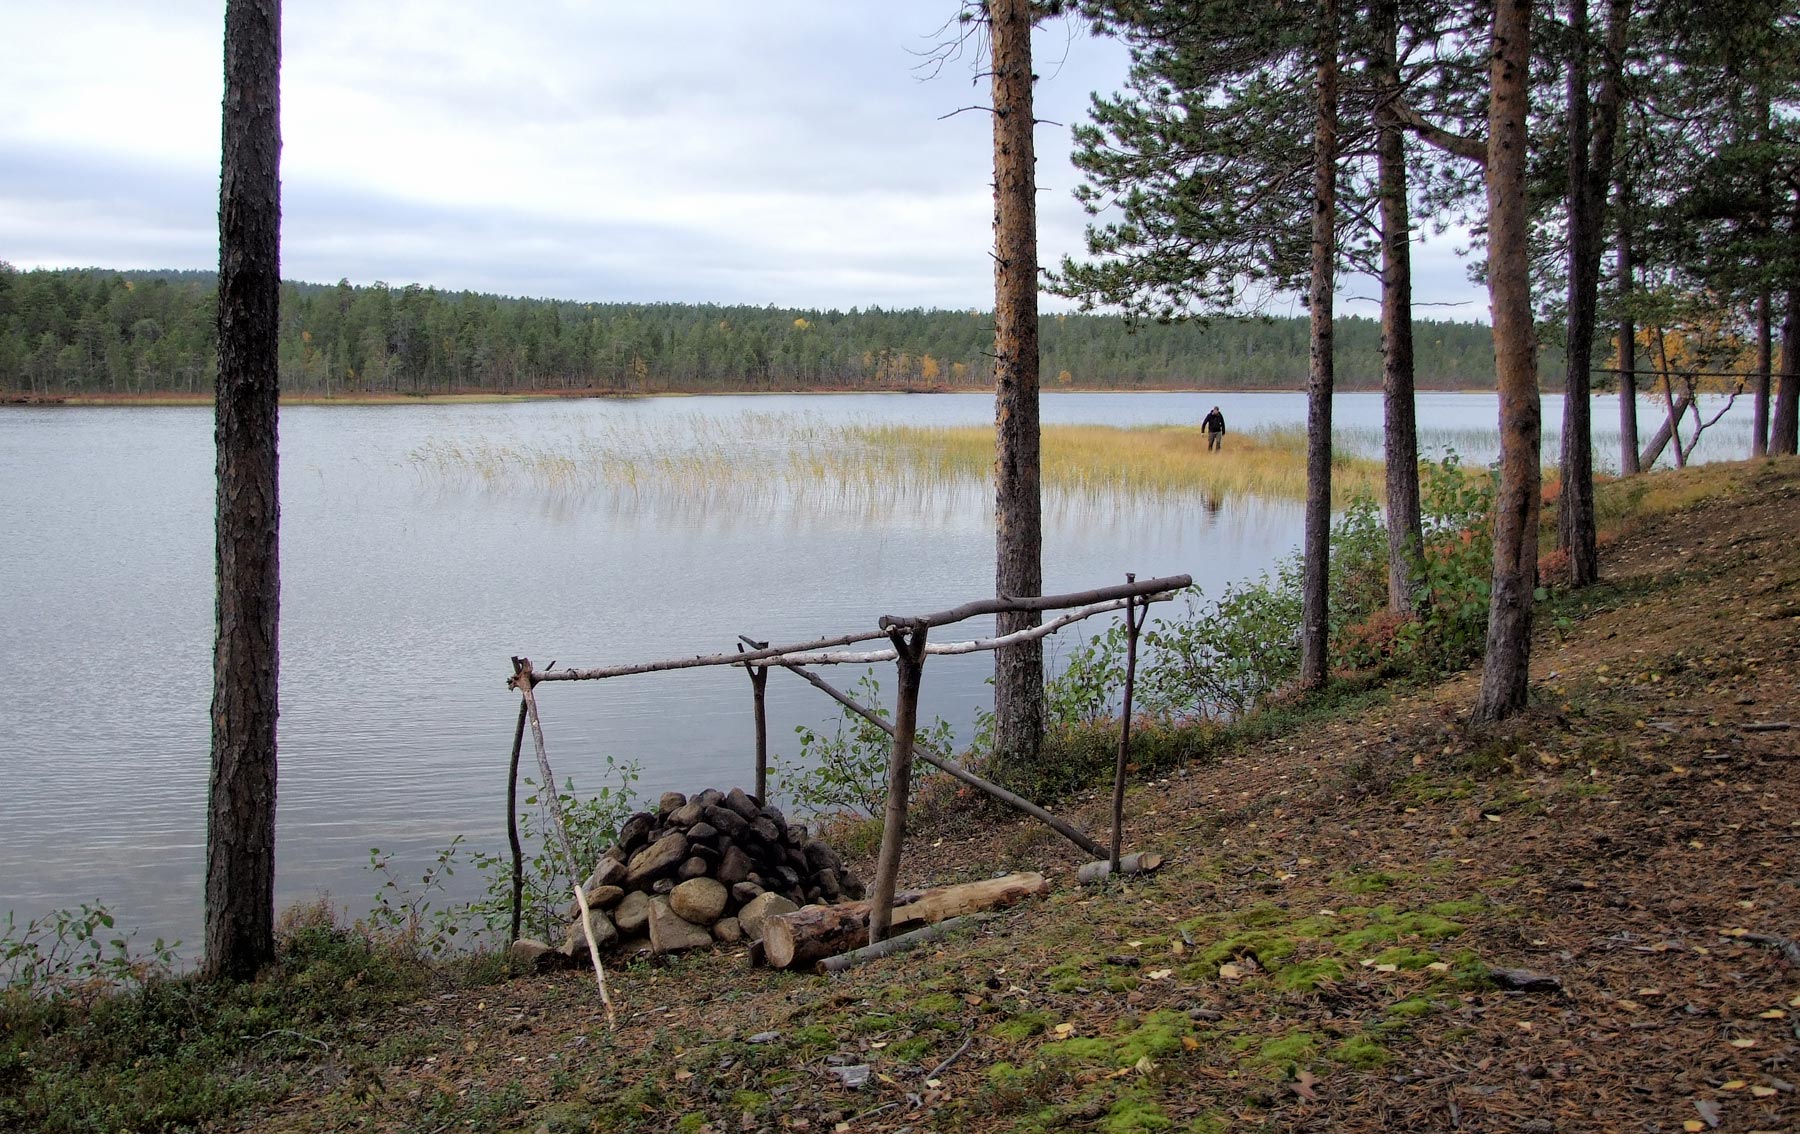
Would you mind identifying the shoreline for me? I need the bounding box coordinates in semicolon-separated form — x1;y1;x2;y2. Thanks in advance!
4;382;1503;408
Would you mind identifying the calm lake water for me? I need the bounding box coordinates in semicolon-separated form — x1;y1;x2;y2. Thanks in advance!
0;390;1752;951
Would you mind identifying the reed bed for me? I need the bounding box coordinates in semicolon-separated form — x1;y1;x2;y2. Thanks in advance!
408;414;1389;518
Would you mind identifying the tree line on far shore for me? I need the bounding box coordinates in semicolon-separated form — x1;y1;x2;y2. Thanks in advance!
0;264;1519;397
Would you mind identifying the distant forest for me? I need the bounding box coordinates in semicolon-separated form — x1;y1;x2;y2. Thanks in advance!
0;266;1527;397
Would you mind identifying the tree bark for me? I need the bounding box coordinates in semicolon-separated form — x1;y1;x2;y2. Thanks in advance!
1299;0;1339;691
1774;287;1799;456
1375;0;1422;617
990;0;1044;768
763;873;1048;970
1557;0;1625;589
205;0;281;982
1616;196;1640;474
1754;289;1772;457
1474;0;1541;724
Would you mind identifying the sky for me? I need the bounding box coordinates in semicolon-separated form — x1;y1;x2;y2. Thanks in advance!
0;1;1491;320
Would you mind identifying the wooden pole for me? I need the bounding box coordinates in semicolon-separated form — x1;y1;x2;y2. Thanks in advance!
1110;581;1150;873
879;574;1189;632
506;698;527;944
509;657;616;1026
768;660;1104;857
868;627;927;944
739;640;771;800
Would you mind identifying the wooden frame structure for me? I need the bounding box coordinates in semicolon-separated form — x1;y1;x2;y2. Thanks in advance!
504;572;1190;1003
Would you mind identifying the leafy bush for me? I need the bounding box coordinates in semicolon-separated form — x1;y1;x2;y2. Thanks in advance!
773;670;953;819
1;904;177;1001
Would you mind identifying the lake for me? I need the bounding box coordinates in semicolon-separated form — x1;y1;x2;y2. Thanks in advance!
0;390;1753;952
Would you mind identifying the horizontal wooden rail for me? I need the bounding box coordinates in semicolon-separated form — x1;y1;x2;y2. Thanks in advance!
877;574;1191;631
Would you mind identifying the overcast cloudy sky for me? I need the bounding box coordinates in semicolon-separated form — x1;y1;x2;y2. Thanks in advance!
1;1;1489;319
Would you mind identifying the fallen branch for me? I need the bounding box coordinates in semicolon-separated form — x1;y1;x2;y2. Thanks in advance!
924;1034;977;1082
815;913;994;974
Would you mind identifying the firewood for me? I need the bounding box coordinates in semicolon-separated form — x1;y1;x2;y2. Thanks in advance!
761;872;1047;970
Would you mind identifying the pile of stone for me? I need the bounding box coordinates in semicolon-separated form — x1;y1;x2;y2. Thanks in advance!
544;786;865;960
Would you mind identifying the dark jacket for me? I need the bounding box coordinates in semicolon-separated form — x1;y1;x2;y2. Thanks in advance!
1202;409;1226;434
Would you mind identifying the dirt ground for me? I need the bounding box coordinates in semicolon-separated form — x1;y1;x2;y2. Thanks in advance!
242;458;1800;1134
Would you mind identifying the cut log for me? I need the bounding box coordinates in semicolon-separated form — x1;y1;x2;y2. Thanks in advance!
1076;851;1165;886
761;872;1047;970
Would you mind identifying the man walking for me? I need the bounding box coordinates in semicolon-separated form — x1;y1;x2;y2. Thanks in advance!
1202;405;1226;451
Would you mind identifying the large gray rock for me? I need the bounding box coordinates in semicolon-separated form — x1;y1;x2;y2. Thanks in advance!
590;857;628;889
670;876;729;924
626;831;689;887
648;897;715;954
730;880;765;906
559;906;619;956
803;839;844;875
657;791;688;817
613;890;651;934
737;891;799;941
717;845;754;886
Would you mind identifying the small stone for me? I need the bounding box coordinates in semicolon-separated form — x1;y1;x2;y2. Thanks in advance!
731;880;766;906
738;891;799;940
671;876;729;924
652;878;676;895
669;800;706;828
695;788;724;808
841;871;866;900
751;816;782;844
718;845;754;886
657;791;688;817
613;891;651;934
559;907;618;956
508;938;561;972
712;916;744;943
687;821;719;843
648;897;714;954
831;1065;872;1090
804;839;844;875
758;803;788;834
586;884;625;909
816;868;842;901
678;855;710;880
724;787;761;821
746;1031;780;1044
785;846;809;871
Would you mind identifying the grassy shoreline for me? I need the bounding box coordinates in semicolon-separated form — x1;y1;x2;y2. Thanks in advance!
4;383;1501;408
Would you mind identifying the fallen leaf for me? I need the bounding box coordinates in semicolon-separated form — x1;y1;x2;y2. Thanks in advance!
1135;1055;1157;1075
1181;1036;1199;1051
1427;961;1452;972
1751;1085;1778;1098
1729;1038;1758;1049
1694;1097;1723;1128
1722;927;1750;938
1722;1080;1748;1090
925;1078;941;1089
1374;963;1399;973
1683;1123;1705;1133
1218;963;1245;980
1292;1069;1320;1100
1053;1023;1076;1038
1147;969;1174;980
1758;1010;1787;1019
1483;813;1502;823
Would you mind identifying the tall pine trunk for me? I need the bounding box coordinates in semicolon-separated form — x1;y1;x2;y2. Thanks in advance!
1774;287;1799;456
1299;0;1339;691
1474;0;1541;724
1375;0;1422;617
1557;0;1625;588
206;0;281;981
1754;290;1772;456
1616;192;1640;474
991;0;1044;765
